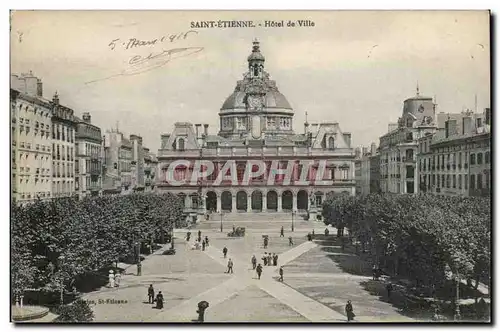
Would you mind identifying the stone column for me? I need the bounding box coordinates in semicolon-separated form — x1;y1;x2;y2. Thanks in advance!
292;192;298;212
247;193;252;212
216;193;221;212
262;192;267;212
231;193;237;213
277;192;282;212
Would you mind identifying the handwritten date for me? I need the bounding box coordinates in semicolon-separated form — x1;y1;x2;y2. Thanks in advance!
108;30;198;51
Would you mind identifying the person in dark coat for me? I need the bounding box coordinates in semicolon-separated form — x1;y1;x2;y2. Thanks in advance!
155;291;164;309
279;266;284;282
205;236;209;247
386;282;394;300
256;264;263;279
198;230;202;238
288;236;294;246
222;246;228;258
280;226;284;237
251;255;257;269
186;232;191;241
148;284;155;304
307;233;312;241
345;300;355;322
273;253;278;266
263;253;268;266
202;240;206;251
324;228;329;236
263;236;269;249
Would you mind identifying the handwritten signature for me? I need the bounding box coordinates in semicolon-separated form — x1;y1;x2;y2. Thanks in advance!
85;47;204;85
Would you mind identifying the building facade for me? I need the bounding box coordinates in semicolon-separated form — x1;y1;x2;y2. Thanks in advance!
11;87;53;204
156;40;356;218
51;93;77;198
379;87;438;194
130;135;145;192
102;130;134;194
143;148;158;192
417;108;491;197
75;112;103;198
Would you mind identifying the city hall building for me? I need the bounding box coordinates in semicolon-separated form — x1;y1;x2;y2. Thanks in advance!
156;41;356;218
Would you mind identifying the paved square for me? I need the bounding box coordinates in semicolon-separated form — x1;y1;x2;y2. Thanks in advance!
82;219;417;322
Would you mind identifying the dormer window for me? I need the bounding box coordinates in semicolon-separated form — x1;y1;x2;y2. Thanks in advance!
178;138;185;151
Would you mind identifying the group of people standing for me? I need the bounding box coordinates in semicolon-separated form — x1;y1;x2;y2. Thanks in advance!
148;284;164;309
260;252;278;266
187;230;210;251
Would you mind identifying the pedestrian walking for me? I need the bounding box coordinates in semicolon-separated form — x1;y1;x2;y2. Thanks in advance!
148;284;155;304
280;226;284;237
372;265;378;281
345;300;355;322
288;236;294;246
155;291;164;309
222;246;228;258
251;255;257;270
256;263;263;280
198;230;202;238
202;240;206;251
114;272;121;287
263;236;269;249
263;253;268;266
108;270;115;288
312;229;315;237
233;224;236;233
386;282;393;301
227;258;234;274
186;231;191;242
205;236;209;247
273;253;278;266
307;233;312;241
268;253;272;265
279;266;284;282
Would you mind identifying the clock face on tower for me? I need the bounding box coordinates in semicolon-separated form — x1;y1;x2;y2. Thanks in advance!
247;95;264;110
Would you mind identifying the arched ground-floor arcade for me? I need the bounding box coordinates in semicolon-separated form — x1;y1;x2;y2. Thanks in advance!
157;186;355;214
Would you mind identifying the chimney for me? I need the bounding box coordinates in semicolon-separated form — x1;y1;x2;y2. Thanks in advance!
37;79;43;97
462;117;472;135
445;119;457;138
343;133;351;147
52;91;59;105
82;112;91;123
195;124;201;138
203;124;209;137
371;142;377;155
355;147;361;159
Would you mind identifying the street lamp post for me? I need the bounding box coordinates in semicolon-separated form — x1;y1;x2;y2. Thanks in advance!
220;211;223;233
454;273;461;321
291;210;295;232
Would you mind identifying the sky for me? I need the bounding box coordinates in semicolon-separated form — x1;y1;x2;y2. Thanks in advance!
10;10;490;153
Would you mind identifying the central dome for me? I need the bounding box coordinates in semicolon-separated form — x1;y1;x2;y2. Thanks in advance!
220;40;293;112
221;90;292;110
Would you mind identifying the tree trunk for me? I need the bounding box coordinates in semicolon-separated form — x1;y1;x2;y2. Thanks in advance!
60;286;64;305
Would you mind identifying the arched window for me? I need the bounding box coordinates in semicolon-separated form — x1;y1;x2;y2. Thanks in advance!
178;138;185;151
328;137;335;150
